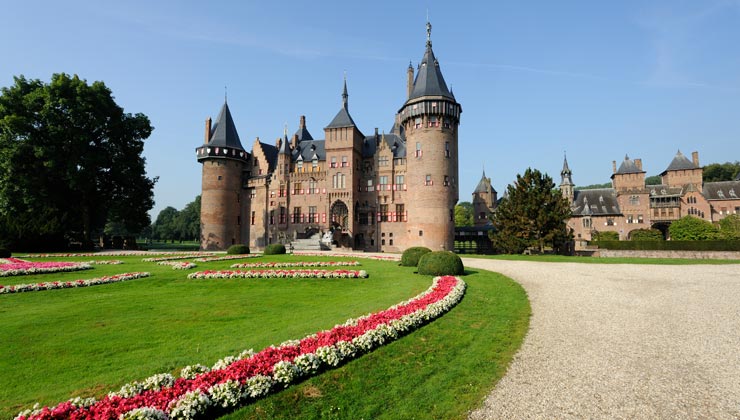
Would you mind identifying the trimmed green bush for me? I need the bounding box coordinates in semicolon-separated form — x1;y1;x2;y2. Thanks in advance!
594;240;740;251
0;248;10;258
226;244;250;255
264;243;286;255
592;230;619;241
417;251;464;276
400;246;432;267
629;229;664;241
669;215;718;240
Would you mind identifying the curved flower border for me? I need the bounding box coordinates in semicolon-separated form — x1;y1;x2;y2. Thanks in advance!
292;251;400;261
0;259;93;277
17;276;465;420
230;261;360;269
187;269;368;279
18;252;214;258
143;254;215;263
87;260;124;265
193;255;262;263
1;272;150;295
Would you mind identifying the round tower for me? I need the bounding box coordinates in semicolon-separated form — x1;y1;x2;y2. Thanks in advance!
196;101;249;250
399;21;462;251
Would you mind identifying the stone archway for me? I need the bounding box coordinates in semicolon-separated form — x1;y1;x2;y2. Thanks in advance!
330;200;349;231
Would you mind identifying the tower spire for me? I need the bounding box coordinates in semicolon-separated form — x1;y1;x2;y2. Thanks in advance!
342;72;348;111
426;19;432;48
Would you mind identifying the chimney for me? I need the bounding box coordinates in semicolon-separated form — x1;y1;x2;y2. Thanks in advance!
204;117;212;144
292;134;298;149
612;160;617;174
276;137;281;148
375;128;380;146
407;62;414;99
635;159;642;171
692;151;699;166
299;115;306;129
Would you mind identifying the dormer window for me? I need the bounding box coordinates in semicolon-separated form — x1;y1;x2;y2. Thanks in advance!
718;190;725;199
730;189;737;198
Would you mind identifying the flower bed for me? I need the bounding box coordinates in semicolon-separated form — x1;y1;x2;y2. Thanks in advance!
292;252;400;261
143;254;215;262
193;255;261;263
16;275;465;420
1;272;150;295
19;252;216;258
0;258;93;277
157;261;197;270
187;269;368;279
87;260;123;265
230;261;360;269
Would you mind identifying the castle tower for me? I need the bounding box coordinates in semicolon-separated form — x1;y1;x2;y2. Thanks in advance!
472;169;497;226
560;153;575;203
399;21;462;251
196;101;249;250
324;78;364;246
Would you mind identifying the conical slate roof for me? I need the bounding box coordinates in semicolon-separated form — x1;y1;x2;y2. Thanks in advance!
208;102;245;151
474;170;491;193
561;154;572;175
664;150;698;172
326;79;357;129
408;35;453;101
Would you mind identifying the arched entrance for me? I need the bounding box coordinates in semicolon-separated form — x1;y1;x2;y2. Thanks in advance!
330;200;349;231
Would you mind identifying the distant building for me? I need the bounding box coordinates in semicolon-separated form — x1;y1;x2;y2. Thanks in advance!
472;170;497;226
196;22;461;252
561;150;740;241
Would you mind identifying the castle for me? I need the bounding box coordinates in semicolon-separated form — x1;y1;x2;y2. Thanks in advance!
561;151;740;242
196;22;461;252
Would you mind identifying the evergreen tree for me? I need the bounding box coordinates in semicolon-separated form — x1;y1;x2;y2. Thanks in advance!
491;168;572;253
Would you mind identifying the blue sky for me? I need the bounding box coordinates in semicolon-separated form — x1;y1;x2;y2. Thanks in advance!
3;0;739;219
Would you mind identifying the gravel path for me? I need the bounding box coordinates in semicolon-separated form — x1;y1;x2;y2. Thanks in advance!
463;259;740;420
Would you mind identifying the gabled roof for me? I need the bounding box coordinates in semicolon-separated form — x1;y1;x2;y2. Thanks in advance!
294;126;313;141
292;139;326;162
208;102;245;151
259;141;278;172
615;155;643;175
703;180;740;200
662;150;698;174
361;132;406;159
474;170;495;194
572;188;621;216
408;38;453;101
326;107;357;129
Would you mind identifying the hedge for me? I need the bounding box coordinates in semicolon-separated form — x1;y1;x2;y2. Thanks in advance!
400;247;432;267
417;251;465;276
226;244;250;255
593;240;740;251
264;243;287;255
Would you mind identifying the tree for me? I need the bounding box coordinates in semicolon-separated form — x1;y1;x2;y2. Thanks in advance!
174;196;201;241
0;74;155;249
629;228;664;241
454;201;474;227
703;162;740;182
152;207;179;241
718;214;740;240
645;175;662;185
668;216;718;240
490;168;572;253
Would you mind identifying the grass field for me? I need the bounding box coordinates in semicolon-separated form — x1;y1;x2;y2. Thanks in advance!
0;254;529;419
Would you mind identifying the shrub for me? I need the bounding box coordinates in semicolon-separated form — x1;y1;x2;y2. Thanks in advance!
417;251;464;276
400;247;432;267
719;214;740;240
593;240;740;251
669;215;718;240
592;230;619;241
264;243;286;255
629;229;663;241
0;248;10;258
226;244;250;255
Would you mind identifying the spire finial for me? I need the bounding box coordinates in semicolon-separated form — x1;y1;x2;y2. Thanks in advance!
426;17;432;47
342;72;348;111
284;122;288;138
224;85;227;103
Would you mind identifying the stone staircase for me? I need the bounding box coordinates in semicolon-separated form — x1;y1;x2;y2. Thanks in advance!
289;233;325;251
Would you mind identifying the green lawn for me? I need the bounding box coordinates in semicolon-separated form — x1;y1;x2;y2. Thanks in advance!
464;254;740;265
0;254;529;419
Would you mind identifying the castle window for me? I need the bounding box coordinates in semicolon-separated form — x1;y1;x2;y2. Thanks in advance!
389;239;394;246
629;195;639;205
414;117;422;129
293;207;301;224
638;214;643;223
341;156;348;167
280;207;286;224
479;212;485;220
444;175;449;187
735;206;740;214
606;218;615;226
269;210;274;225
395;175;405;189
309;206;317;223
359;212;369;225
296;160;303;171
367;179;373;191
249;189;256;199
308;179;318;194
379;156;389;166
582;218;591;228
312;158;318;170
627;215;634;224
251;211;255;225
332;173;346;189
415;142;422;158
217;175;222;181
425;175;432;186
330;157;337;168
396;204;405;222
237;216;241;226
428;116;439;127
419;230;423;236
382;239;385;246
443;118;451;129
380;204;389;222
445;142;450;158
293;182;302;195
379;176;389;189
279;184;285;197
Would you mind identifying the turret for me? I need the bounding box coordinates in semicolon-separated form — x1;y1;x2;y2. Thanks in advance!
196;101;249;250
472;169;497;226
560;153;575;203
398;21;462;251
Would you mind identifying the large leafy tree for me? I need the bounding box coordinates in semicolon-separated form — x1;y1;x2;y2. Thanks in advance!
152;207;180;241
174;195;201;241
454;201;474;227
668;215;718;240
718;214;740;240
490;168;572;253
703;162;740;182
0;74;155;249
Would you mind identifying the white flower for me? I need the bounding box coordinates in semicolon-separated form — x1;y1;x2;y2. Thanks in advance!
119;407;168;420
168;390;211;420
180;364;210;379
208;380;244;408
245;375;274;398
272;360;298;386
